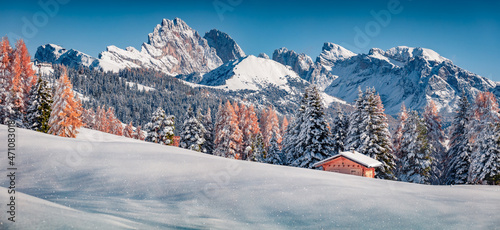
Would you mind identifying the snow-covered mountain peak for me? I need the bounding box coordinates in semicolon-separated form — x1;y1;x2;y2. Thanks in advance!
96;18;223;75
384;46;449;63
35;44;98;69
200;55;306;92
316;42;356;66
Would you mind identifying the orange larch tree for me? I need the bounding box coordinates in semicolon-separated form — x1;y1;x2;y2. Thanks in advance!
214;100;243;159
16;40;37;108
124;121;135;138
262;106;281;147
0;37;13;123
48;67;83;138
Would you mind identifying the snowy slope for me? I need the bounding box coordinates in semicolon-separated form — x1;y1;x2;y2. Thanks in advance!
1;125;499;229
200;55;306;92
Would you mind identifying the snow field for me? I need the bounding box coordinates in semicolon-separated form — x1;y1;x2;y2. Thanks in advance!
0;125;499;229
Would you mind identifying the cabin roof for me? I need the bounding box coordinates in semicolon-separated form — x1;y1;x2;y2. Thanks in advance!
313;151;383;168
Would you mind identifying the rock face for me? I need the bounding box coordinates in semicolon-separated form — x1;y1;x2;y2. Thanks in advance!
97;18;223;75
272;46;337;90
316;42;356;68
272;47;314;79
34;44;98;69
204;29;245;63
258;53;270;59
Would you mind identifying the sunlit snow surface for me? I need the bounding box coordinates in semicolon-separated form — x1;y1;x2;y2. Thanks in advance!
1;125;499;229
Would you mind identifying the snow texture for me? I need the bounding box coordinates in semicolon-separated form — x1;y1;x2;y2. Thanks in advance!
1;125;500;229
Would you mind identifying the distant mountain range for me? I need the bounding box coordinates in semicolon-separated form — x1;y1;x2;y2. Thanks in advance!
34;18;500;118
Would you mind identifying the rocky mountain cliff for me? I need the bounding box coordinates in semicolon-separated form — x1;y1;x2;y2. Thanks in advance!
204;29;246;63
98;18;223;75
35;44;98;69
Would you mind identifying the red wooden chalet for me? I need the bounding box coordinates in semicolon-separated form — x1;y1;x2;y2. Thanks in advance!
313;150;382;178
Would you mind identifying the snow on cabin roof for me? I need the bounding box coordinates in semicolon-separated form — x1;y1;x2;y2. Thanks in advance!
313;151;383;168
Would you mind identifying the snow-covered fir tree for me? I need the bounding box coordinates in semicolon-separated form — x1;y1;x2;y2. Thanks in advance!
180;106;207;152
467;92;500;184
24;78;53;132
468;122;500;184
250;132;266;162
266;132;284;165
282;85;335;168
398;111;432;184
331;108;347;154
423;100;447;184
356;88;396;179
201;107;214;154
445;93;471;185
345;87;364;151
145;107;175;145
393;103;408;160
48;67;83;138
213;101;243;159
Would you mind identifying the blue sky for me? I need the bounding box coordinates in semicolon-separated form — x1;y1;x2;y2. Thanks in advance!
2;0;499;81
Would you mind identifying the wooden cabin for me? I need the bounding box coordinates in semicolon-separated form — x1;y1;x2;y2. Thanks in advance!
313;150;382;178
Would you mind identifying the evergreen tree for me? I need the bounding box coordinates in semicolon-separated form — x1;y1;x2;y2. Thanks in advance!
398;111;432;184
282;85;335;168
266;132;284;165
345;88;364;151
24;78;53;133
250;132;266;162
393;103;408;159
145;107;175;145
180;106;207;152
213;101;243;159
468;92;500;184
331;109;347;154
423;100;447;184
48;67;84;138
201;107;214;154
469;123;500;184
445;93;471;185
357;88;396;179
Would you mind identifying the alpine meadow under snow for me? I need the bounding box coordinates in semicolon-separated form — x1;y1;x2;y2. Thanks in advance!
1;125;500;229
